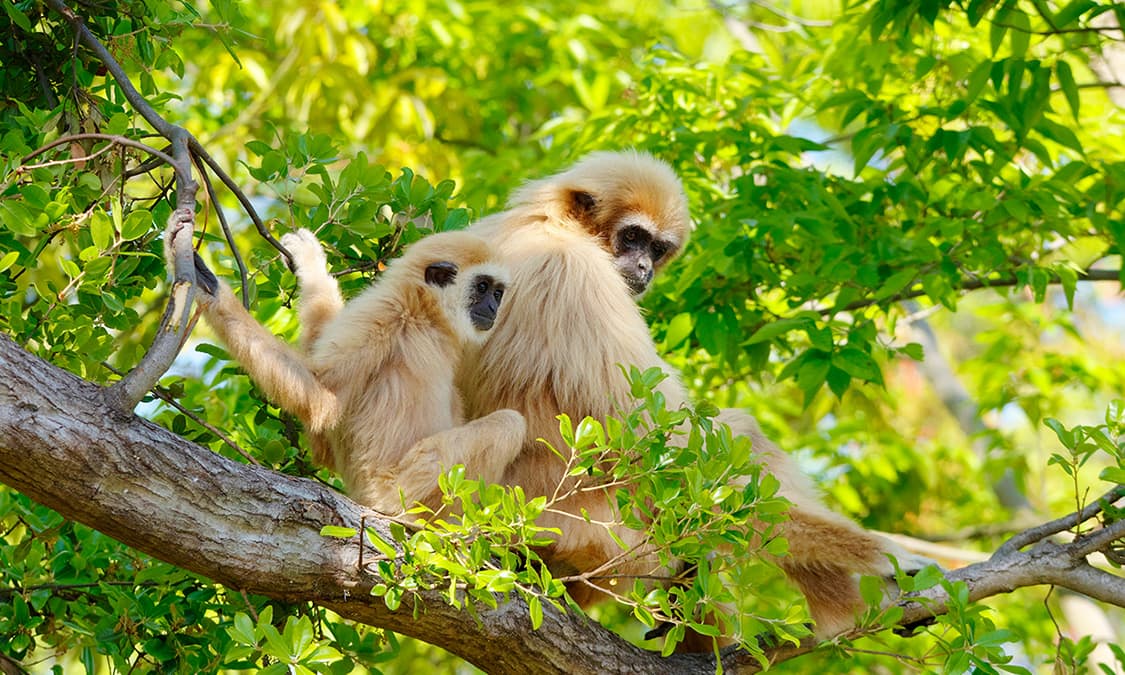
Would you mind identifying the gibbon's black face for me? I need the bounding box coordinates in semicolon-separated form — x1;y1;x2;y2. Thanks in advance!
467;274;505;331
613;223;673;296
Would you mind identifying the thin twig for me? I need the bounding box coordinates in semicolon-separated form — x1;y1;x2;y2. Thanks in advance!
193;155;251;307
189;139;293;268
21;133;176;167
832;266;1122;316
996;485;1125;557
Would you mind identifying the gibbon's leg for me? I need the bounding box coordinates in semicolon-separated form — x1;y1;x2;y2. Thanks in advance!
716;409;933;638
196;277;339;434
354;409;528;513
281;229;344;351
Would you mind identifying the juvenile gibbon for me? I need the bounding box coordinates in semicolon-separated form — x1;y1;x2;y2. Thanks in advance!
183;225;526;513
286;152;930;641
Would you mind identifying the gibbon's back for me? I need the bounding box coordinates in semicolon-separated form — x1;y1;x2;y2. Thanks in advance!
462;164;690;497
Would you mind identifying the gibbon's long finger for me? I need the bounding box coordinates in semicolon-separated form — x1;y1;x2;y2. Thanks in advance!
201;281;338;432
282;229;344;351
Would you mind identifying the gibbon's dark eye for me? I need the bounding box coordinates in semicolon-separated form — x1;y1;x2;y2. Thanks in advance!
493;288;504;302
650;241;669;262
476;279;490;295
623;228;638;244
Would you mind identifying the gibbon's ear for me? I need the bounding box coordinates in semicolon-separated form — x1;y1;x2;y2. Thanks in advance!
569;190;597;216
424;261;459;288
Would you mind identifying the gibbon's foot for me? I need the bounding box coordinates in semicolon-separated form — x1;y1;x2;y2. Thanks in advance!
280;228;326;273
643;622;672;641
166;206;194;243
893;616;936;637
192;252;218;296
163;208;218;297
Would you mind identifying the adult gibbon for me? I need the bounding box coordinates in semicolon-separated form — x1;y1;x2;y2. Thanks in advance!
457;151;931;640
178;217;525;513
286;152;930;640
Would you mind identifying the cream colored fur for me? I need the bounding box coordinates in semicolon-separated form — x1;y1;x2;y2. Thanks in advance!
195;229;525;513
461;151;930;641
289;151;931;642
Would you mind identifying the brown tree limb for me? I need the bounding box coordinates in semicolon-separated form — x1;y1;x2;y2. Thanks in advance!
108;132;200;412
835;266;1122;315
2;333;1123;673
41;0;289;410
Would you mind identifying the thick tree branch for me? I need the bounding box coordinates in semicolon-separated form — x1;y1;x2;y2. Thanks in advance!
0;335;727;675
2;334;1122;673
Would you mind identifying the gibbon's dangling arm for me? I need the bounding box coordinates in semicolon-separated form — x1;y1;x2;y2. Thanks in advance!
280;229;344;352
192;256;339;434
351;408;528;513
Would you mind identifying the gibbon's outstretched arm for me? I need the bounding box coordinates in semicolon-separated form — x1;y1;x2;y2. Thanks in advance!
189;224;526;515
194;273;340;434
280;229;343;352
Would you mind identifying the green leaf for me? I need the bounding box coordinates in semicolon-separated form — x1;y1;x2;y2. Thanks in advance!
990;9;1009;56
121;210;153;241
1055;60;1080;120
3;1;32;31
528;594;543;629
365;528;398;559
91;212;115;251
0;251;18;274
1099;466;1125;483
0;200;37;236
1045;418;1076;449
746;317;809;345
319;525;357;538
1054;0;1096;26
229;612;257;645
1007;9;1030;57
874;269;916;301
901;342;924;361
663;312;693;348
909;564;944;591
832;347;882;382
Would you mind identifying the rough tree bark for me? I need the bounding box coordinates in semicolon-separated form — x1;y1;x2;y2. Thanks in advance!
0;334;756;674
1;334;1122;673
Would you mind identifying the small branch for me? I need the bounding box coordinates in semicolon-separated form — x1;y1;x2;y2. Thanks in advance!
0;653;29;675
188;139;293;268
834;266;1122;315
108;132;199;411
1068;517;1125;559
21;133;176;167
996;484;1125;557
193;156;251;307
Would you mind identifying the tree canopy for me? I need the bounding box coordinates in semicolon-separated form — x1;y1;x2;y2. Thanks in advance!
0;0;1123;673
